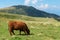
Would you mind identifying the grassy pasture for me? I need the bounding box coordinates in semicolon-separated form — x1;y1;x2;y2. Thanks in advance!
0;12;60;40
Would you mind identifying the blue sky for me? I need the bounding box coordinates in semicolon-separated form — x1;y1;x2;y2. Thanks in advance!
0;0;60;16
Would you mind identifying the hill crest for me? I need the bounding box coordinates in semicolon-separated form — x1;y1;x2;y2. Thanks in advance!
0;5;60;21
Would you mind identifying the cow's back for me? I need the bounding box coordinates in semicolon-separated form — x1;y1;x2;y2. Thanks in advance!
8;21;28;30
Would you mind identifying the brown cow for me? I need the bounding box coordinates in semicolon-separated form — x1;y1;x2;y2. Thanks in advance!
8;21;30;36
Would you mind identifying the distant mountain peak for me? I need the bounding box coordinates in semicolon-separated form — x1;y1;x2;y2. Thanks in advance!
11;5;32;8
0;5;60;21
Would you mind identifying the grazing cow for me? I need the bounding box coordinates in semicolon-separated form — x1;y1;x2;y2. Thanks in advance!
8;21;30;36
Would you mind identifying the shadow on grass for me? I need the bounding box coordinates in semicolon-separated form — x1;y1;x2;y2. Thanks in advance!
17;33;34;36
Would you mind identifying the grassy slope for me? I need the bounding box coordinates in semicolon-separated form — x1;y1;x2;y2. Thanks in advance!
0;12;60;40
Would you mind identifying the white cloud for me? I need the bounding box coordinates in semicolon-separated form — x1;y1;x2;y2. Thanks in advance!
45;4;48;8
24;0;30;5
32;0;43;4
39;4;48;10
38;4;60;10
24;0;38;5
32;0;38;4
24;0;60;10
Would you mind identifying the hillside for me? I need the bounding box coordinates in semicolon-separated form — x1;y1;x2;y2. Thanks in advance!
0;5;60;21
0;12;60;40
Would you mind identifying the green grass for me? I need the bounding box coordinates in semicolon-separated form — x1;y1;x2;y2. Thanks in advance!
0;12;60;40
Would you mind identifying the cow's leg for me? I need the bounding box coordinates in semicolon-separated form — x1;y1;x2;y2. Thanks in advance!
9;31;12;36
12;30;15;35
24;30;30;35
19;30;21;35
26;29;30;35
9;28;13;36
23;29;27;35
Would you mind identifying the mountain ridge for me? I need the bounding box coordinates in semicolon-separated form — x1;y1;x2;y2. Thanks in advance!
0;5;60;21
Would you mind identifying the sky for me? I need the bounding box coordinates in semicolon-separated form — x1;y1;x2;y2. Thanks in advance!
0;0;60;16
